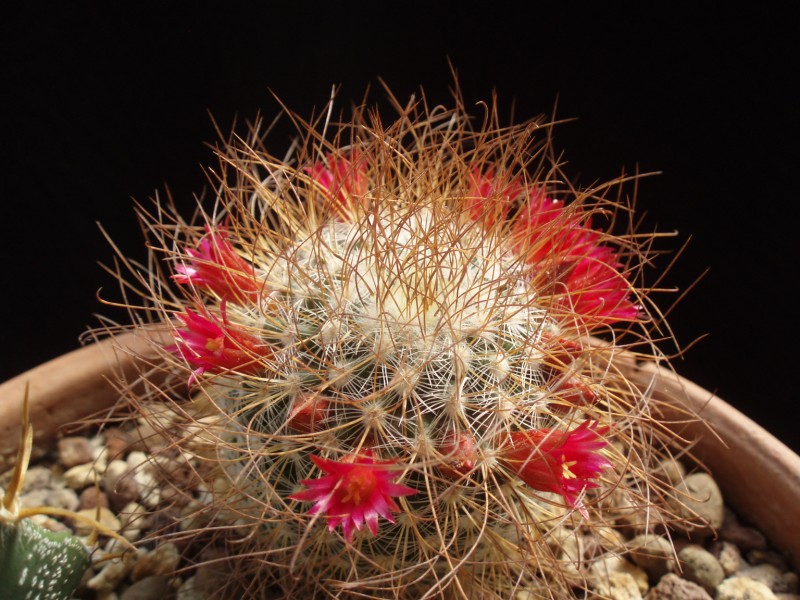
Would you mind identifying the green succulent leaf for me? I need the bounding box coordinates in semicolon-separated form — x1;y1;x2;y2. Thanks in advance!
0;518;90;600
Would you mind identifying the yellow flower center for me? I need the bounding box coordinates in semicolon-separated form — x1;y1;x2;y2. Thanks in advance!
561;455;578;480
340;467;377;505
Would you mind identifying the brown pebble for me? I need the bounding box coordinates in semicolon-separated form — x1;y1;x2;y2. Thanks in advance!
131;542;181;581
58;436;94;468
645;573;712;599
629;534;675;581
747;550;790;572
105;427;134;461
79;486;110;510
719;508;768;552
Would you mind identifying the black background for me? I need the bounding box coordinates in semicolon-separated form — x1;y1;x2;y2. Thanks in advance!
2;5;797;452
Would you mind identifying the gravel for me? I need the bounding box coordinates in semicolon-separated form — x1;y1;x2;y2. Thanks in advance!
2;425;797;600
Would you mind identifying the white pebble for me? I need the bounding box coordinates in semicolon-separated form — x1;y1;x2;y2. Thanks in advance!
64;462;99;489
103;460;130;493
717;577;778;600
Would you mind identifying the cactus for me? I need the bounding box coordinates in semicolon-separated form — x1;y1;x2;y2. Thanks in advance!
0;519;90;600
0;395;91;600
0;389;134;599
108;92;689;599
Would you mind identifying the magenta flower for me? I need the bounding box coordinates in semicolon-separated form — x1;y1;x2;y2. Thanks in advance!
172;308;269;384
306;154;368;213
173;228;261;303
559;245;640;323
500;421;611;515
467;170;639;325
290;452;416;542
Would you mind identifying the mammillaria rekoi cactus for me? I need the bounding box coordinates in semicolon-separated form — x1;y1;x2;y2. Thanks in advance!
108;91;690;599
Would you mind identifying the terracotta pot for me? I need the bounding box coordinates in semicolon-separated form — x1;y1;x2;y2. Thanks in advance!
1;336;798;568
0;331;163;471
625;360;800;566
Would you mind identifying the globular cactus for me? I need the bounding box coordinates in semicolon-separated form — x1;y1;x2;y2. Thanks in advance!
111;92;687;599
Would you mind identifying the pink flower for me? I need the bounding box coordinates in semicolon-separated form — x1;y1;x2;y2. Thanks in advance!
173;228;260;303
306;154;368;214
172;308;269;384
558;246;640;323
467;168;639;325
512;193;600;265
290;452;416;542
500;421;611;515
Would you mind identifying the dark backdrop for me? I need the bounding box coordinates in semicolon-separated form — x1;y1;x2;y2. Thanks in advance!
2;5;797;452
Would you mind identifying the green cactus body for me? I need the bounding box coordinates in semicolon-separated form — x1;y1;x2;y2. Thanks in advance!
122;99;680;599
0;519;90;600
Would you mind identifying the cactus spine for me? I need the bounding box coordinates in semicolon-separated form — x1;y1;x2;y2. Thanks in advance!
112;94;682;599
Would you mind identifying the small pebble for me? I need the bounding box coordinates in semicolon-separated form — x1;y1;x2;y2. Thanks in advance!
126;450;150;471
711;541;743;576
628;534;675;580
655;458;687;485
131;542;181;581
109;474;141;512
88;558;132;592
679;544;725;593
585;527;627;556
119;575;175;600
119;501;148;542
72;506;122;536
593;571;643;600
20;488;50;508
720;508;768;552
737;565;798;594
748;550;790;572
58;436;94;468
591;556;649;595
717;577;778;600
671;473;724;537
104;460;131;490
49;487;81;511
645;573;712;599
134;470;162;508
21;465;53;491
64;462;100;490
105;427;134;461
176;576;204;600
29;513;69;533
79;486;111;510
